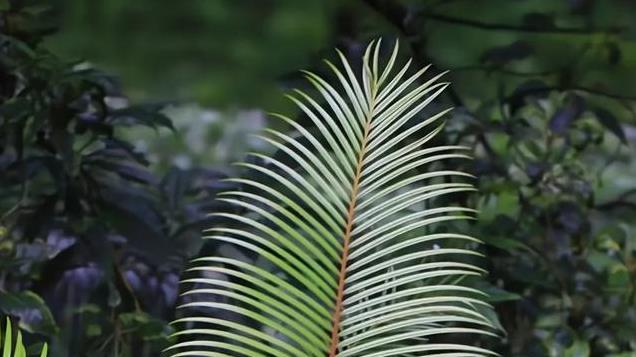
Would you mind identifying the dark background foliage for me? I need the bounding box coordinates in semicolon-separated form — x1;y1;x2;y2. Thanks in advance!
1;0;635;356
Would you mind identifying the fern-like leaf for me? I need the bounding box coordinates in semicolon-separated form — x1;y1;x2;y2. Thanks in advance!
167;39;499;357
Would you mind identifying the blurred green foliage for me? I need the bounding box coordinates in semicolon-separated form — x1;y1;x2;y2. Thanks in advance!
1;0;636;356
48;0;333;108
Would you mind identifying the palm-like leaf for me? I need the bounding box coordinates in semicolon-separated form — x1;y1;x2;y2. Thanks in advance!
0;318;48;357
167;39;499;356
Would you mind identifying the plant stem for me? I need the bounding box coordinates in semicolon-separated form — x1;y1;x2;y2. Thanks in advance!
328;96;374;356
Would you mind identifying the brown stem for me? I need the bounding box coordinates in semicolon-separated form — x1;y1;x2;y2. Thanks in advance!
328;114;372;356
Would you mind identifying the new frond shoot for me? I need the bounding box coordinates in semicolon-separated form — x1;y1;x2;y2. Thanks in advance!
1;318;48;357
167;39;500;357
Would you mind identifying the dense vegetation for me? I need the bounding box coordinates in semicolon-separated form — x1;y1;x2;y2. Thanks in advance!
1;0;635;356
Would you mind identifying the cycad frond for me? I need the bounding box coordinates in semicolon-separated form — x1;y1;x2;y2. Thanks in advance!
167;39;499;356
1;317;48;357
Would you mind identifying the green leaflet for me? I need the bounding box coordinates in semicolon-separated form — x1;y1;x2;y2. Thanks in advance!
167;39;500;356
0;318;48;357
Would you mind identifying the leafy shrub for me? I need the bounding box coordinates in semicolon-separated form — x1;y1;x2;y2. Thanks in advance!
0;2;230;356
